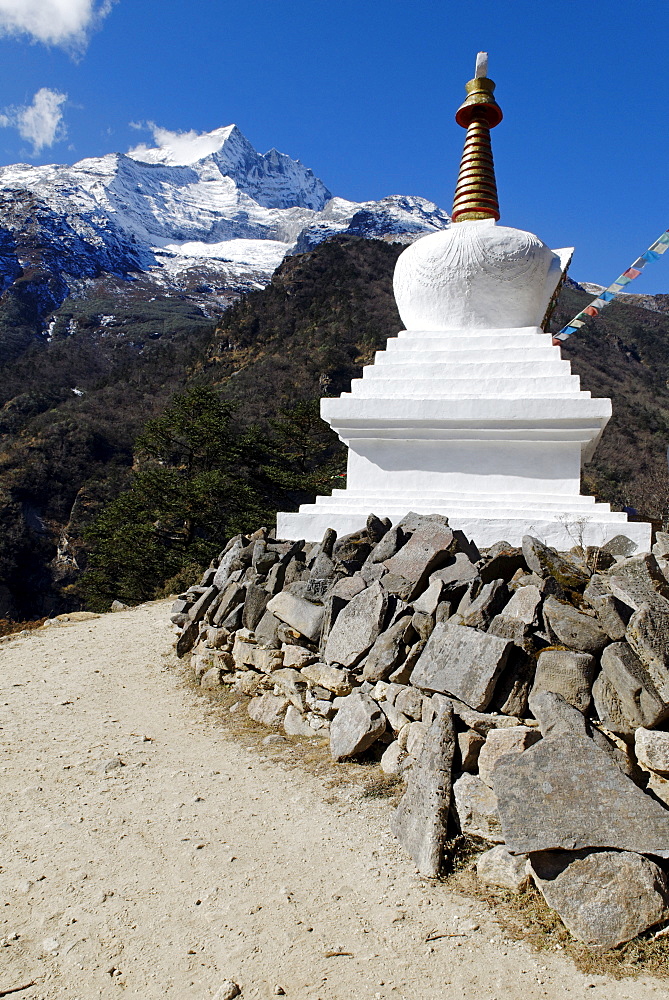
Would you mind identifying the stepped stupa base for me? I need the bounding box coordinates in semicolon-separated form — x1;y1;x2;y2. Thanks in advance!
277;491;651;550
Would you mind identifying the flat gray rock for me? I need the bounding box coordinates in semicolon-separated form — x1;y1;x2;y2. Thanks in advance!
592;672;633;737
213;537;244;589
528;690;589;738
390;701;455;876
252;539;277;575
271;667;307;710
452;772;504;843
636;727;669;775
394;685;424;721
477;725;541;787
383;521;454;598
317;594;347;653
330;574;367;601
501;584;542;625
477;845;530;891
488;645;535;718
266;591;324;642
608;553;669;611
583;575;629;641
522;535;590;589
380;740;409;776
603;534;638;557
186;585;219;625
212;582;246;626
530;648;596;712
301;662;354;696
323;581;388;667
411;610;434;643
333;528;372;569
380;700;411;734
367;524;404;564
283;704;313;736
457;729;485;772
409;622;511;711
626;603;669;703
493;733;669;854
430;552;478;598
254;609;281;643
329;691;386;761
176;620;200;659
529;849;669;950
599;641;668;731
247;693;289;727
362;616;410;682
487;613;534;651
542;597;608;653
264;559;286;595
395;511;451;536
457;579;508;631
242;584;270;631
309;551;338;582
359;561;387;585
412;577;446;615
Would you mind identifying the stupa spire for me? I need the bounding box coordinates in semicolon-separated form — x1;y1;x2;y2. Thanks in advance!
451;51;502;223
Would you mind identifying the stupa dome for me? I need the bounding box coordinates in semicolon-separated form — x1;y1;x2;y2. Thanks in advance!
393;218;565;331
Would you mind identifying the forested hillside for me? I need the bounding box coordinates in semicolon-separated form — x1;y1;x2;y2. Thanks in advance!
1;235;669;619
552;286;669;517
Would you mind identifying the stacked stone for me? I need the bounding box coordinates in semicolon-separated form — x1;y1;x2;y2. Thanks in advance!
171;515;669;951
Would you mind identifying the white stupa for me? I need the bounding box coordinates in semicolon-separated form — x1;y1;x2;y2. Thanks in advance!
277;55;651;551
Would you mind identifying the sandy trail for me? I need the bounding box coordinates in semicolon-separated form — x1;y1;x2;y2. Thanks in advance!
0;600;664;999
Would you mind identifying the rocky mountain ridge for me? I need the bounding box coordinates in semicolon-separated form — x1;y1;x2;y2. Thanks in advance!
0;124;450;361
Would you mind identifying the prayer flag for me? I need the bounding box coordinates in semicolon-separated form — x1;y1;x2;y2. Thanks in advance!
556;226;669;340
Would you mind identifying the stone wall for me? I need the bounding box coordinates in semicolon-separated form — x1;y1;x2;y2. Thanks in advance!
172;513;669;951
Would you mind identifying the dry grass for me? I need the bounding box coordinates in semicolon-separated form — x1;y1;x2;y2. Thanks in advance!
359;771;404;802
0;616;47;638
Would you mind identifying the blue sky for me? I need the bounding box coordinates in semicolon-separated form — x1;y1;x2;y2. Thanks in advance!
0;0;668;291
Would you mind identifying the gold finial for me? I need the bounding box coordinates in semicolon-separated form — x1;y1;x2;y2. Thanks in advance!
451;52;502;223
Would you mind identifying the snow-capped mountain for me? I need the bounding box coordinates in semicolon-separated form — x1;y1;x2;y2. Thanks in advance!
0;125;450;322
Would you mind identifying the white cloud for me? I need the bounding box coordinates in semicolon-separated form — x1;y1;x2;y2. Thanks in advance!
0;0;114;50
0;88;67;155
128;122;233;166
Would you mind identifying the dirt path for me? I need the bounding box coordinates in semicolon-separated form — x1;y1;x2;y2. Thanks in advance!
0;600;664;1000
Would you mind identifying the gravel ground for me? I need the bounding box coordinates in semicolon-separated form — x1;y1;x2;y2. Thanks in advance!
0;599;665;1000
